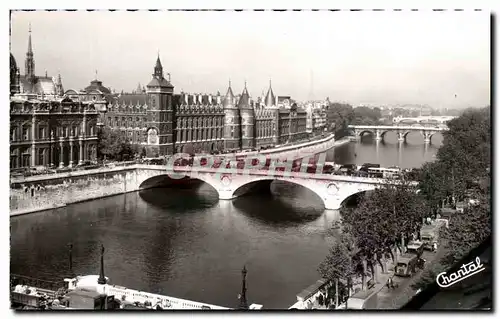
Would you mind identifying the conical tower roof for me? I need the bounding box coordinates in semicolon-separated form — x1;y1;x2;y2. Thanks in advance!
265;79;276;107
222;80;236;108
237;81;251;109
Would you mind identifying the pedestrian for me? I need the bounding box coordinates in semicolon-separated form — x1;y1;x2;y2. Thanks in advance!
388;277;395;289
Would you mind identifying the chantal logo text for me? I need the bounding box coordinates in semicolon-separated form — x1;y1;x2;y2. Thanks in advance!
436;257;485;288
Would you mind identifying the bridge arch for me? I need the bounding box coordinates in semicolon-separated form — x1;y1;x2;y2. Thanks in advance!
229;176;381;210
378;130;393;139
428;131;444;143
340;189;375;208
402;130;425;141
357;130;375;138
231;177;325;206
138;173;220;197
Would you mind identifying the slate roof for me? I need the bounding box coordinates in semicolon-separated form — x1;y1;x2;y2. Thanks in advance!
84;80;111;94
222;86;236;108
146;77;174;88
237;87;251;109
19;75;55;95
116;93;148;105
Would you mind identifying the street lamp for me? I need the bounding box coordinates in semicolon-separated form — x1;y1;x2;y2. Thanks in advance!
238;266;248;310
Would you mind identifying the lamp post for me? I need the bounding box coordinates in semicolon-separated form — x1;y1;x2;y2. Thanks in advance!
68;243;74;278
238;266;248;310
97;244;106;285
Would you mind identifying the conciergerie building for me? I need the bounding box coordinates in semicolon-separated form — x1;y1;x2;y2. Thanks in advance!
97;55;309;157
11;26;310;160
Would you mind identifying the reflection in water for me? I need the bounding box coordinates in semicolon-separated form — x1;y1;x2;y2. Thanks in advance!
11;186;338;309
331;133;441;168
233;182;324;227
10;138;439;309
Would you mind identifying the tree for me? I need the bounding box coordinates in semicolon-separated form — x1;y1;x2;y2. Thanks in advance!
351;106;381;126
336;178;427;290
325;103;354;138
418;161;452;215
434;107;491;201
412;107;491;289
318;232;358;307
97;127;136;161
441;191;490;266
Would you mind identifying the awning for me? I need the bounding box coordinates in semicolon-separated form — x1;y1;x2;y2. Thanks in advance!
296;279;328;301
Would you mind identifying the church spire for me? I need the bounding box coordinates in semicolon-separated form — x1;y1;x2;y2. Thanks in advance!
25;23;35;79
28;23;33;54
265;78;276;107
55;71;64;96
154;53;163;79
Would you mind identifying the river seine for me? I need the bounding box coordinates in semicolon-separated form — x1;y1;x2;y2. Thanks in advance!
10;132;443;309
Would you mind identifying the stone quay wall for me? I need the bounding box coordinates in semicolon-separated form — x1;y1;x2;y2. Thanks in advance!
10;168;144;216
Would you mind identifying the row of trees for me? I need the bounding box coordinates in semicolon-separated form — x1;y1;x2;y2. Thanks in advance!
97;127;145;161
412;107;491;288
326;103;382;139
319;106;491;305
318;177;427;307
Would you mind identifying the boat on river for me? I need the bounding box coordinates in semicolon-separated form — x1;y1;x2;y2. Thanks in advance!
12;274;263;310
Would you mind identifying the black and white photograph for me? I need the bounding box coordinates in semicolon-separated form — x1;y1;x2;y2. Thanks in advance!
7;6;492;312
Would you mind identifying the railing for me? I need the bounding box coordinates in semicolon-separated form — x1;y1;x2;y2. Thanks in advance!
10;162;138;184
104;284;229;310
11;274;66;295
141;164;419;184
348;125;448;131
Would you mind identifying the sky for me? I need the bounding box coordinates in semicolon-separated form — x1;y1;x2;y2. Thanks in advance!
10;10;490;108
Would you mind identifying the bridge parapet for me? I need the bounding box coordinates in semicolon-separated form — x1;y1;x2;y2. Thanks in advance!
348;124;448;143
134;165;417;210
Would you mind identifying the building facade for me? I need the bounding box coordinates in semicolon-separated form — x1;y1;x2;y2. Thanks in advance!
100;56;309;156
10;96;99;169
10;28;99;169
305;100;328;136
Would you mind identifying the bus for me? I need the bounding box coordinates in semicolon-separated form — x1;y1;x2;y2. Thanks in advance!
367;167;401;179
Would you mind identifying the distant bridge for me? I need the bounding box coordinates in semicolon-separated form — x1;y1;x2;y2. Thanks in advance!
392;116;456;124
348;125;449;144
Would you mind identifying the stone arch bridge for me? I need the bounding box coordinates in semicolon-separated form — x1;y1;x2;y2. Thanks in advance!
349;125;449;144
10;164;418;214
134;165;417;210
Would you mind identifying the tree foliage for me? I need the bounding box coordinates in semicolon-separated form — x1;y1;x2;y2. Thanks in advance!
434;107;490;200
97;127;137;161
319;178;427;290
326;103;354;138
414;106;491;285
441;191;490;266
318;232;357;281
350;106;382;126
326;103;382;139
320;106;491;296
341;179;427;260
